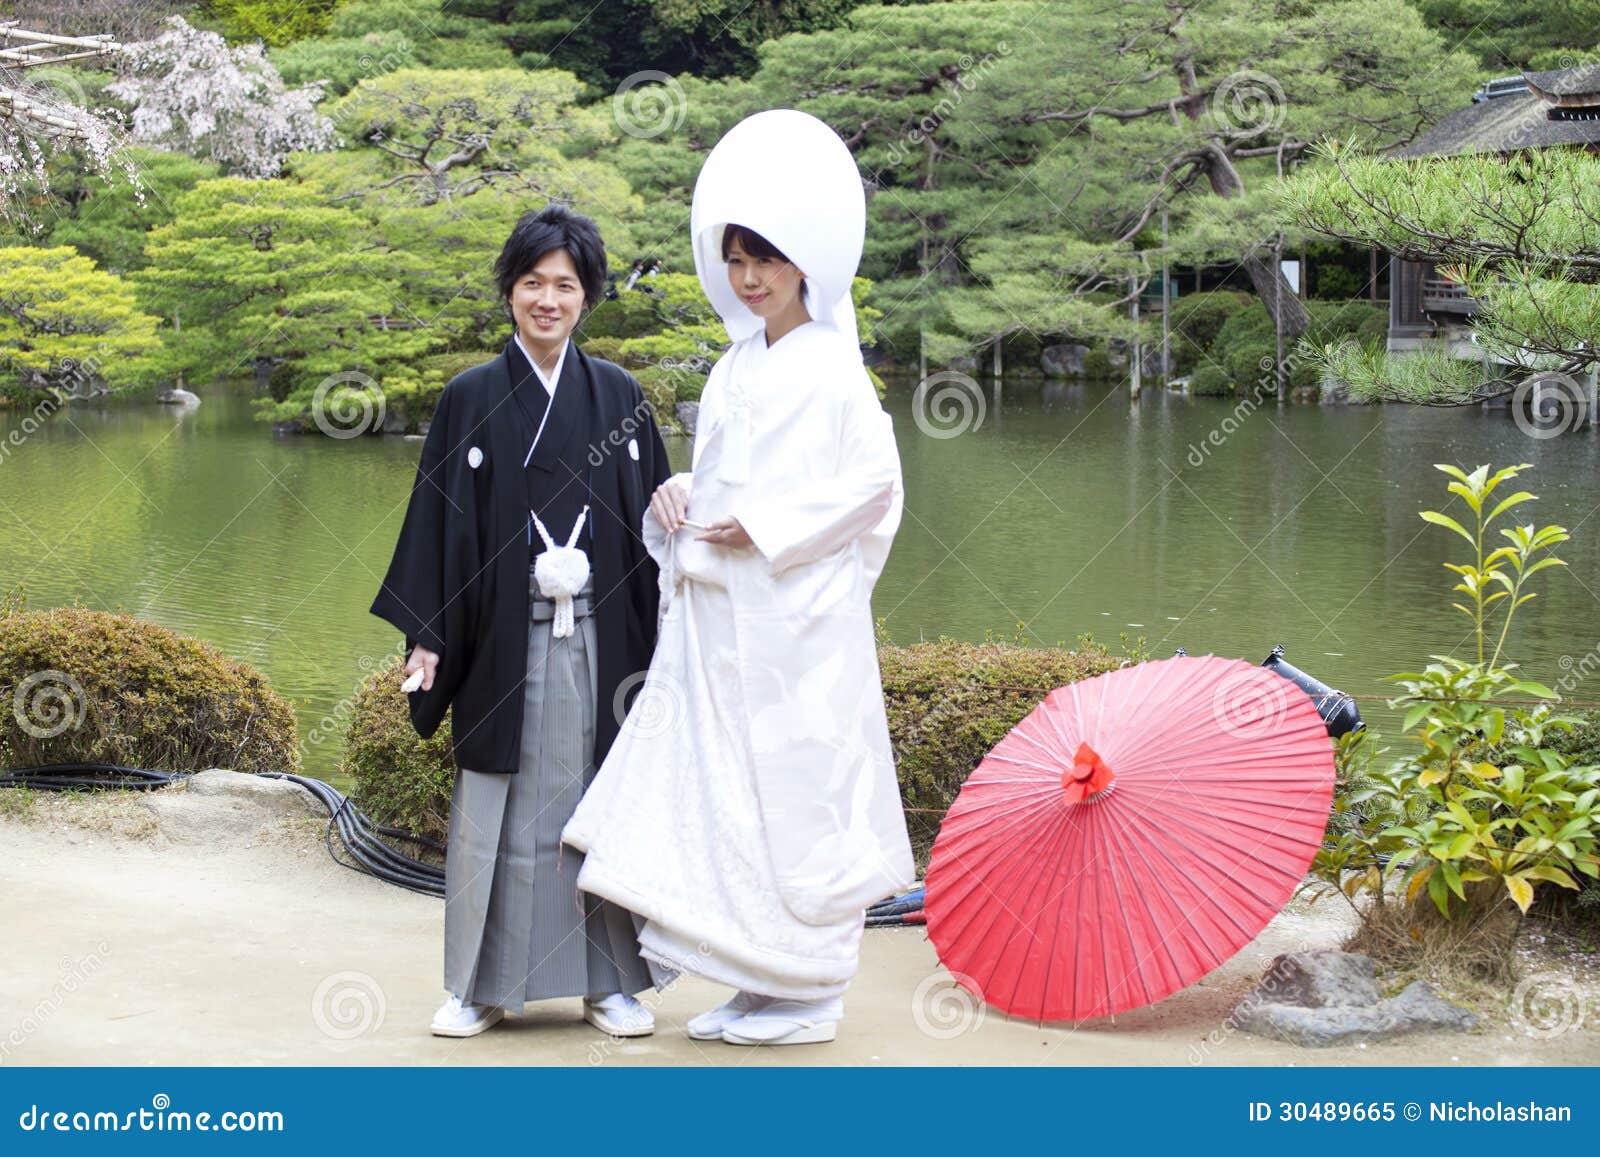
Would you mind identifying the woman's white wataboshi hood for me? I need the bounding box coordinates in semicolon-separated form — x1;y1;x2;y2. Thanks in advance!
690;108;866;356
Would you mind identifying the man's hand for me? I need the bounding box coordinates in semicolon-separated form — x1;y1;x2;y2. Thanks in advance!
649;477;691;533
404;644;441;692
696;517;752;549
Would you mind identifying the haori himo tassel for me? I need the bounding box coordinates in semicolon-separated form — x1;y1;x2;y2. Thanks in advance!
532;505;591;638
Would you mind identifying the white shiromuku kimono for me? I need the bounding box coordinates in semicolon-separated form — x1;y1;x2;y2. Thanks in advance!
563;106;916;1000
561;319;915;998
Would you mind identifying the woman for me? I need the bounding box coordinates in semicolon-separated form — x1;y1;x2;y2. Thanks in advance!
371;205;671;1039
561;110;914;1046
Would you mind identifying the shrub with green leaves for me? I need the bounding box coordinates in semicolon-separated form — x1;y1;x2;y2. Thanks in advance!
1309;464;1598;977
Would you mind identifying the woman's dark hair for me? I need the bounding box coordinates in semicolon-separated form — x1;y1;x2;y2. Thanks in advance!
721;223;791;264
494;204;607;309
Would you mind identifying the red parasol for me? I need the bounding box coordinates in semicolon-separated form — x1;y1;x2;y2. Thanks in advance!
924;655;1335;1022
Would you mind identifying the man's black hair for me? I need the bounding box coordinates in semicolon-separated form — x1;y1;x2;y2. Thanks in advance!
494;204;608;309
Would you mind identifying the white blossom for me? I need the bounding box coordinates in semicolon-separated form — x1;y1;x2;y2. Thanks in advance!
107;16;337;179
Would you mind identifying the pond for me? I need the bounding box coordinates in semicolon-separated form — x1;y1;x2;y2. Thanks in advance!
3;375;1597;787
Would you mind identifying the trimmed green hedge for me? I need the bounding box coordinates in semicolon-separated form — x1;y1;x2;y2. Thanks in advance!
1168;290;1253;376
343;635;1134;856
0;603;300;774
1212;299;1388;396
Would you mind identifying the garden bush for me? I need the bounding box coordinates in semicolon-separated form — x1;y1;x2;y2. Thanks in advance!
0;601;300;775
1168;290;1252;375
1308;464;1598;983
1209;299;1389;395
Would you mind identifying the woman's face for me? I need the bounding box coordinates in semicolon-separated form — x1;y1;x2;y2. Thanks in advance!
508;247;585;353
725;236;806;320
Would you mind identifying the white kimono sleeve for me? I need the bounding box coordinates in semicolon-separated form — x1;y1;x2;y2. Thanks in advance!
734;376;900;575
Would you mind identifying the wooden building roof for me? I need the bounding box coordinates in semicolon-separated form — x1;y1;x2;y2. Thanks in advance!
1390;62;1600;157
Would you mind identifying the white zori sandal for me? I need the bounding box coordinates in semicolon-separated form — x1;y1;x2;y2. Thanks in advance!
430;994;505;1038
719;997;843;1046
686;991;774;1041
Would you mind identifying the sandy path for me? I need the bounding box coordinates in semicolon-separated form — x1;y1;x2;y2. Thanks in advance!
0;782;1595;1067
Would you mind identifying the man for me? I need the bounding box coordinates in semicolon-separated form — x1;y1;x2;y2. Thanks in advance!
370;205;673;1038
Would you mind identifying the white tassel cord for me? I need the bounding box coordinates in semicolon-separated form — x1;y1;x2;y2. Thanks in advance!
532;505;591;639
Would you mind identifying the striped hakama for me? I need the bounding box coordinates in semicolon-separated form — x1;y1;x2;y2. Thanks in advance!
443;576;656;1009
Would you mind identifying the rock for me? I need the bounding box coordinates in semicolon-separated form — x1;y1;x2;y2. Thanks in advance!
154;388;201;406
675;401;700;436
1256;950;1381;1008
417;419;431;436
1040;343;1088;377
1319;368;1350;404
137;770;322;845
381;409;407;435
1232;951;1479;1048
946;355;980;375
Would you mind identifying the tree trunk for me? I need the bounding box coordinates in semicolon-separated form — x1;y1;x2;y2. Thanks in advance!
1192;132;1312;340
1240;249;1309;339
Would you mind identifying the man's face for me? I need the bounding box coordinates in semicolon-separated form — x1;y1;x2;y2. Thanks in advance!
509;248;585;355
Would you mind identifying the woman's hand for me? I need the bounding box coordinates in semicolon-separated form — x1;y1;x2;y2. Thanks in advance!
649;477;691;533
404;644;441;692
696;517;752;549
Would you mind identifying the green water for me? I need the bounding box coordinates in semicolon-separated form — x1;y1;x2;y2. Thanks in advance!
3;376;1597;786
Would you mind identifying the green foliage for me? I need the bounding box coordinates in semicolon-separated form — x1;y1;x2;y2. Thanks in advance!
301;68;617;208
1206;299;1386;394
1287;144;1600;403
45;150;223;274
271;30;425;96
1411;0;1600;69
271;1;520;94
0;247;161;394
1168;291;1253;375
205;0;341;46
1186;362;1233;397
344;635;1130;848
1309;464;1595;936
0;606;300;775
131;177;441;417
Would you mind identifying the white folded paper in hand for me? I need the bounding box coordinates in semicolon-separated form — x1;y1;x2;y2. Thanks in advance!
400;668;425;694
